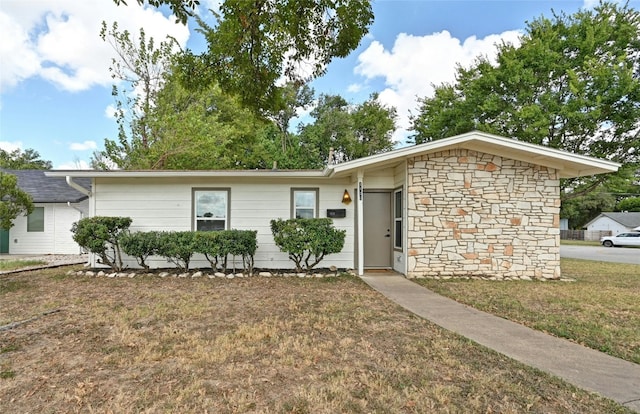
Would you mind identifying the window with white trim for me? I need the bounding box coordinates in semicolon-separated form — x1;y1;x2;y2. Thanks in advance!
292;188;318;219
393;188;402;250
193;189;229;231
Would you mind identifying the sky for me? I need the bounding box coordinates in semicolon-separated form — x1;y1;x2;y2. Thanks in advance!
0;0;636;169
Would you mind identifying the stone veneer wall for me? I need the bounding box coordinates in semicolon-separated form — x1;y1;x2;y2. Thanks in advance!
406;149;561;280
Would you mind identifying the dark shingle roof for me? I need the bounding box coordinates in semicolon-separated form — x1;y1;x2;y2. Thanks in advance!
599;212;640;229
1;169;91;203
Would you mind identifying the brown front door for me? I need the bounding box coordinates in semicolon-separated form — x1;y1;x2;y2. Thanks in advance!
363;191;392;268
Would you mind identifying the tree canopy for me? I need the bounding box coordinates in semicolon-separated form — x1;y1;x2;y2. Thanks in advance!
0;172;34;230
298;93;397;167
101;0;379;170
95;17;395;170
410;1;640;198
113;0;199;24
193;0;373;113
0;148;52;170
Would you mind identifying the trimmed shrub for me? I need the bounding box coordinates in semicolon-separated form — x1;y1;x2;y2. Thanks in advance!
71;216;132;271
155;231;196;271
194;231;224;270
194;230;257;274
121;231;161;270
270;218;345;272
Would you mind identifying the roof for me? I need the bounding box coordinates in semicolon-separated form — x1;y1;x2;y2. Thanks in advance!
1;169;91;203
327;131;620;178
46;131;620;180
586;212;640;229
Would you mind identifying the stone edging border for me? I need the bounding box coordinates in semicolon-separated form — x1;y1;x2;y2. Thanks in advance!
68;269;357;279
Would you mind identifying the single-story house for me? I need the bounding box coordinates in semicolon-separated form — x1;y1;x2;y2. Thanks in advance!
47;131;619;279
585;212;640;235
1;169;91;255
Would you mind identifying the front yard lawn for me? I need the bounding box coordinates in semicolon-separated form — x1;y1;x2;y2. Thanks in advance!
1;266;632;413
415;258;640;364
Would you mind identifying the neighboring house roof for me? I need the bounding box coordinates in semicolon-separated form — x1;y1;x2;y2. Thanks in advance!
585;212;640;230
2;169;91;203
45;131;620;180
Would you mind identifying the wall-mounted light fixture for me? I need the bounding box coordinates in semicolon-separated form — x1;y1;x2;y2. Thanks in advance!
342;189;352;205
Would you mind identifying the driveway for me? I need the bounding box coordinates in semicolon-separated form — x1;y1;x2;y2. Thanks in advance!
560;245;640;265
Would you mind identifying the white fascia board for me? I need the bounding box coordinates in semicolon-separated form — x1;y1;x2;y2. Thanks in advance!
46;170;328;179
327;131;620;178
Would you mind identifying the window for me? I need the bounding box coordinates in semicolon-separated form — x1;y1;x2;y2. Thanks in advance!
27;207;45;232
193;189;229;231
292;188;318;219
393;188;402;250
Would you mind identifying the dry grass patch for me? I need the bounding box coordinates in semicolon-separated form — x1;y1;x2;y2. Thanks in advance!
0;259;47;271
0;267;632;413
416;258;640;364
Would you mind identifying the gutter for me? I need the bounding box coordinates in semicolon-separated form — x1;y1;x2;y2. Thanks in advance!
66;176;91;197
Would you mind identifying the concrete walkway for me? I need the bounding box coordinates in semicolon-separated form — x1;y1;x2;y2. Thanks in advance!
361;272;640;412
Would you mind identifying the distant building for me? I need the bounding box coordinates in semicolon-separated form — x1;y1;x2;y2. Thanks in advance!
585;212;640;235
0;169;91;254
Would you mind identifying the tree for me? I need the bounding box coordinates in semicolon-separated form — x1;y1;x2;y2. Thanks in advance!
192;0;374;112
99;21;178;163
616;197;640;212
560;190;616;229
298;93;396;166
103;1;376;169
410;1;640;199
100;65;273;169
350;93;397;159
265;81;315;152
0;172;34;230
113;0;199;24
0;148;52;170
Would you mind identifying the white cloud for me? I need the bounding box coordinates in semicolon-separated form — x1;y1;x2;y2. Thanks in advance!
0;141;23;152
347;83;363;93
70;140;98;151
354;30;522;144
104;104;118;119
0;0;190;94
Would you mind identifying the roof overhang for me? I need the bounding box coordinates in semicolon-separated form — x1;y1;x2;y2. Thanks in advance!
46;169;329;179
327;131;620;179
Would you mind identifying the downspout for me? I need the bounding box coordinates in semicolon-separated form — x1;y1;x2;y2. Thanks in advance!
67;202;85;217
66;176;91;197
66;176;91;261
67;202;86;256
357;170;364;276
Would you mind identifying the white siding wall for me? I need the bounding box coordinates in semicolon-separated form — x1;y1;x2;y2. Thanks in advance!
9;201;87;255
363;168;395;189
93;177;355;270
586;217;631;235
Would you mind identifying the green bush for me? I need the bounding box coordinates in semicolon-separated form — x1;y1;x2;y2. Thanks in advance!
71;216;132;272
155;231;196;271
270;218;345;272
194;231;224;270
121;231;161;270
194;230;257;274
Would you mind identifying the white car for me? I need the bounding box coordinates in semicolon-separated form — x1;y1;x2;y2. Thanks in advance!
600;232;640;247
